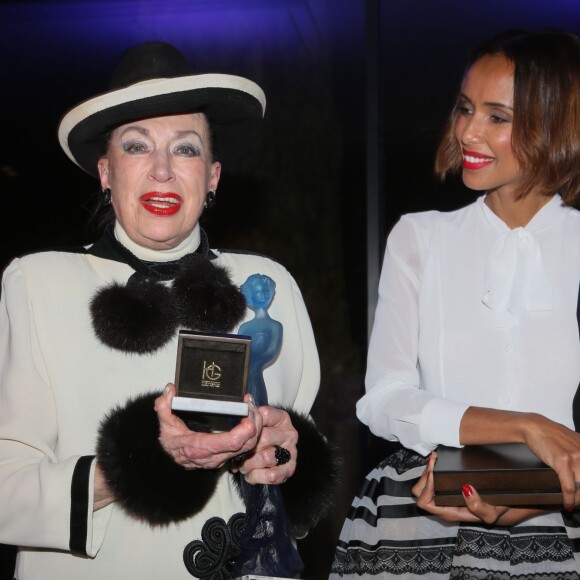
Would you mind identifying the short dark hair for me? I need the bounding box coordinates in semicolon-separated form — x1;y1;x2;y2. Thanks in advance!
435;30;580;206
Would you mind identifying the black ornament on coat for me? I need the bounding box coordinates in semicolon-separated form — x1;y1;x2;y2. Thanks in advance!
172;254;246;333
97;391;221;525
231;408;341;539
182;513;245;579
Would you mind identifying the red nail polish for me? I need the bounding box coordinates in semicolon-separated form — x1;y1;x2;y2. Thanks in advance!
462;484;473;498
566;505;574;513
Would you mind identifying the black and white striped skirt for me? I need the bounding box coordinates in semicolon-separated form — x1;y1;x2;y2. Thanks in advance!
331;447;580;579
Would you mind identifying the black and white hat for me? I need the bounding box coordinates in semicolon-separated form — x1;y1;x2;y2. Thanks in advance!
58;41;266;176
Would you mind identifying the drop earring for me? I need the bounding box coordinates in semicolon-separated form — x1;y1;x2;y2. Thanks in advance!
102;187;112;206
204;190;216;209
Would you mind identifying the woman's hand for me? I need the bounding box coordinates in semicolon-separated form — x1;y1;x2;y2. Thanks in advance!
460;407;580;512
232;405;298;485
412;452;546;526
154;384;263;470
520;414;580;511
93;461;115;512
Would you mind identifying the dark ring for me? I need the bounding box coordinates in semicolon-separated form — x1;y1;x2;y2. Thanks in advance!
274;445;291;466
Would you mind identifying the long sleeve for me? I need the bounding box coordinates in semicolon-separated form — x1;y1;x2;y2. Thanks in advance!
283;273;321;413
0;260;111;556
357;214;469;455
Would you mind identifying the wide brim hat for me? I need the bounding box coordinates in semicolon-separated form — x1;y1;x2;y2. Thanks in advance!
58;41;266;177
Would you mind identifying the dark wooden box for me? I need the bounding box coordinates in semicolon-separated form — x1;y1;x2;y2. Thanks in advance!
433;443;561;507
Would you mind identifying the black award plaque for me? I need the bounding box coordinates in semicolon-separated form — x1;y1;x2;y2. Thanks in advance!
172;331;250;427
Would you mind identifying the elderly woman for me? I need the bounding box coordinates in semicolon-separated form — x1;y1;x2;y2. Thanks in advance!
0;42;336;579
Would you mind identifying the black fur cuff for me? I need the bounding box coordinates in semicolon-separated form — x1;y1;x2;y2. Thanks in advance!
97;392;221;526
230;408;341;538
280;408;341;538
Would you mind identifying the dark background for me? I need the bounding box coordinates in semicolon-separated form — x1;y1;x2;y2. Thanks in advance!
1;0;580;577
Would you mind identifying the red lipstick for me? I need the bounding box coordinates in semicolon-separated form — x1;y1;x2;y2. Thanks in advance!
139;192;182;216
462;149;495;170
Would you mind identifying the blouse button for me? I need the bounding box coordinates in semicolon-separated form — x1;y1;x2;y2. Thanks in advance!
504;344;513;354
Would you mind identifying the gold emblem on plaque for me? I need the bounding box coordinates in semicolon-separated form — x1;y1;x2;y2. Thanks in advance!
202;361;221;388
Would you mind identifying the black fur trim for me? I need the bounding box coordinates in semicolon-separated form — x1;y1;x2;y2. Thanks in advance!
172;254;246;333
97;391;221;525
90;255;247;354
90;274;177;353
279;409;341;537
231;408;341;539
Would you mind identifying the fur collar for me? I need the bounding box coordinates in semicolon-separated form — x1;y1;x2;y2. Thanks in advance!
88;227;246;353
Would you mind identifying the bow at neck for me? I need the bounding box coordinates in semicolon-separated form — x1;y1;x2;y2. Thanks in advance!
482;226;552;314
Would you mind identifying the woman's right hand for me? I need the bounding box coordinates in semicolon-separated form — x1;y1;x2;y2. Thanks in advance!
520;413;580;511
461;407;580;512
154;384;263;470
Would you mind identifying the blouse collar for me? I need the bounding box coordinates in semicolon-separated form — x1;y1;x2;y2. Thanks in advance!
478;193;564;233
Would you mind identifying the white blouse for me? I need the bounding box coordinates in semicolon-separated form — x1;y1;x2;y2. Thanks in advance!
357;195;580;455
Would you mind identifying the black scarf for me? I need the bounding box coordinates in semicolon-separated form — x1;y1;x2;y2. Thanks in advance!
87;226;246;354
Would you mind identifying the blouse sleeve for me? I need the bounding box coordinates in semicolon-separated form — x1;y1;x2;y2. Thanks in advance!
356;215;468;455
0;259;111;556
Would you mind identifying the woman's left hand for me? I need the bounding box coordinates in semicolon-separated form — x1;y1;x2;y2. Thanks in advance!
412;452;546;526
232;405;298;485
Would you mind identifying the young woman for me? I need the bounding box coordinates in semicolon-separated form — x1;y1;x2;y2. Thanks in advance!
332;30;580;578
